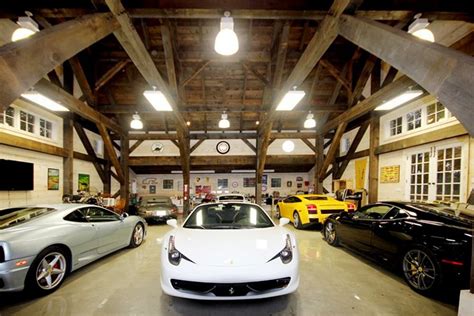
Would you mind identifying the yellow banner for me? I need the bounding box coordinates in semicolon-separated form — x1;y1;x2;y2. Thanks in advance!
355;158;367;189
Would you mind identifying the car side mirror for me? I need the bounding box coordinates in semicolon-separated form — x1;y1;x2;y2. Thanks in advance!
122;212;129;218
167;219;178;228
279;217;290;226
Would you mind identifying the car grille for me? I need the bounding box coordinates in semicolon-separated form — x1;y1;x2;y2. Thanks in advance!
0;246;4;263
320;209;343;214
170;277;291;297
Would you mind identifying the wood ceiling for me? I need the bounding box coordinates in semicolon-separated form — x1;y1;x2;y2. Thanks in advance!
1;0;472;175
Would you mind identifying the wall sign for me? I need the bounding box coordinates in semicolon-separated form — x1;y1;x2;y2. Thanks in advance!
380;165;400;183
216;141;230;154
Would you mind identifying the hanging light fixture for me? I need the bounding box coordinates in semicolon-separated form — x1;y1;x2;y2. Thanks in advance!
282;140;295;153
130;113;143;130
219;112;230;128
143;87;173;111
276;87;306;111
21;90;69;111
304;112;316;129
11;12;39;42
214;11;239;56
408;14;435;42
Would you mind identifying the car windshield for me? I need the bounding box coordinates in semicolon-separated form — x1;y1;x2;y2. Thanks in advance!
304;196;328;201
142;197;171;206
408;202;474;225
0;207;56;229
218;195;244;201
184;203;274;229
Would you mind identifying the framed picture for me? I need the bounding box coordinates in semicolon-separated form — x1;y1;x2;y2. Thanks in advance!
163;179;174;189
286;181;292;188
271;178;281;188
217;179;228;189
47;168;59;190
296;176;303;182
262;175;268;185
149;185;156;194
78;173;90;192
297;183;303;189
243;177;256;188
304;181;310;186
195;185;202;194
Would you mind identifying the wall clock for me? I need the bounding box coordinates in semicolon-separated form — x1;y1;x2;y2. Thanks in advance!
216;141;230;154
232;181;238;188
151;142;164;153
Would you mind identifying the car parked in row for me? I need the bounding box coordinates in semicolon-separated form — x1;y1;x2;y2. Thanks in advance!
276;194;355;229
137;196;178;223
322;201;472;295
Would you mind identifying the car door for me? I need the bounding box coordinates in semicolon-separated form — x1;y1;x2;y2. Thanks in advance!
281;196;298;219
337;205;393;253
84;207;127;254
63;209;99;266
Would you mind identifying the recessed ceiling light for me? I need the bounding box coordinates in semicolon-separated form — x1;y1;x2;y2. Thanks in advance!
21;91;69;112
375;90;423;111
143;89;173;111
276;90;306;111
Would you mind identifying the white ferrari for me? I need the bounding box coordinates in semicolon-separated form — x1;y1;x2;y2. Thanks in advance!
160;202;299;300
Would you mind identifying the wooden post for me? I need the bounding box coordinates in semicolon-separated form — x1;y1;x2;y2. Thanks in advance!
103;151;111;194
368;113;380;203
181;135;191;216
120;134;129;212
314;134;324;193
62;114;74;195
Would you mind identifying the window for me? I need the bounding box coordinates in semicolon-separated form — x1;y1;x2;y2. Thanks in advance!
0;107;15;127
217;179;228;189
64;210;88;222
20;111;35;133
354;205;392;220
389;117;402;136
436;146;462;202
271;178;281;188
427;102;446;125
83;207;120;222
40;118;53;138
163;179;173;189
409;152;430;201
243;177;255;188
406;109;421;131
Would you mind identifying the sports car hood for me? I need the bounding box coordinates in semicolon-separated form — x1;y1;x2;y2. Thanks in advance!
172;227;289;267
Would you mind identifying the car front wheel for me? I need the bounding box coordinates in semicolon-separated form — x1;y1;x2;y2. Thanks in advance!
324;220;340;246
402;247;441;294
129;223;145;248
26;246;68;295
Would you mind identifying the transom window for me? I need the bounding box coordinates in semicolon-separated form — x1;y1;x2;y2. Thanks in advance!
0;107;15;127
39;118;53;139
406;109;422;131
390;117;402;136
20;111;35;133
427;102;446;125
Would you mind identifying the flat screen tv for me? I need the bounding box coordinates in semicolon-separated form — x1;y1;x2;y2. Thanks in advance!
0;159;34;191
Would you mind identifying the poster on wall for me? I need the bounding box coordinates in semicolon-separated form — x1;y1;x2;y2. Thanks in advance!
202;186;211;194
47;168;59;190
195;185;202;194
262;175;268;185
78;173;90;192
304;181;309;187
355;158;368;188
287;181;292;188
380;165;400;183
296;176;303;182
297;183;303;189
149;185;156;194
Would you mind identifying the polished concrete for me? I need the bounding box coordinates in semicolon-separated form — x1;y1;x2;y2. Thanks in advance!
0;221;458;315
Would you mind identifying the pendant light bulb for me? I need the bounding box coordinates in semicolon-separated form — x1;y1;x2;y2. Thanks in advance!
214;11;239;56
304;112;316;129
219;112;230;128
130;113;143;130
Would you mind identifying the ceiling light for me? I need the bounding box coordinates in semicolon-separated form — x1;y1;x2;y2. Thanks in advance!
143;89;173;111
171;170;216;174
186;121;191;126
256;120;260;125
276;89;306;111
282;140;295;153
11;12;39;42
21;91;69;112
130;113;143;130
214;11;239;56
219;112;230;128
408;14;435;42
304;112;316;129
375;90;423;111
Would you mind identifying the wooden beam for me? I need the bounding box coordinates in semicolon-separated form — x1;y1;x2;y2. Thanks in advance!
338;15;474;136
190;139;204;153
241;62;270;86
381;65;397;88
97;123;124;183
314;135;324;193
320;59;352;97
63;114;74;195
35;79;122;134
161;22;179;98
181;60;211;87
349;54;377;106
368;113;379;203
272;21;291;89
376;123;467;155
0;130;66;157
123;131;318;140
242;139;257;153
69;56;95;106
318;122;347;180
0;13;118;112
128;139;144;154
74;122;106;182
120;134;130;212
334;120;369;178
94;59;129;92
301;138;317;153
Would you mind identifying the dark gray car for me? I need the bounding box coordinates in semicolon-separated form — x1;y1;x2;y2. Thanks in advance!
138;196;178;223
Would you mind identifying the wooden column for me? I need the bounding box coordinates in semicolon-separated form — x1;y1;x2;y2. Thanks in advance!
368;113;379;203
180;134;191;215
338;15;474;136
314;134;324;193
255;137;262;204
62;114;74;195
0;13;119;112
103;151;112;194
120;135;129;212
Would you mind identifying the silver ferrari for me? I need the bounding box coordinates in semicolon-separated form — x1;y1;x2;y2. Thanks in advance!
0;204;146;295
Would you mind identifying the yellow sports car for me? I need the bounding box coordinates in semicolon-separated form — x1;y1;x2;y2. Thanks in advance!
276;194;355;229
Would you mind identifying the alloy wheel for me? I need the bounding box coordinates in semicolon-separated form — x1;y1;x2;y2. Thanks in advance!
402;249;437;291
293;213;299;228
325;222;336;243
35;252;67;290
134;224;144;245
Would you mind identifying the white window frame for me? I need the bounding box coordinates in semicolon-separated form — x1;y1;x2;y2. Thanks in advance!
389;116;403;136
406;108;422;131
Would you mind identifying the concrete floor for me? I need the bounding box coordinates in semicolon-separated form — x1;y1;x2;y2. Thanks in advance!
0;222;458;316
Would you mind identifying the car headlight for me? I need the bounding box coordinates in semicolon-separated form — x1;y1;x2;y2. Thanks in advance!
168;235;194;266
268;234;293;264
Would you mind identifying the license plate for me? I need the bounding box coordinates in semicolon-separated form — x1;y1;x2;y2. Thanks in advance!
154;211;167;216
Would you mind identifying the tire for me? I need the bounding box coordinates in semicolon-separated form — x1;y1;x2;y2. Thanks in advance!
293;212;303;229
275;206;281;219
324;220;340;246
129;223;145;248
25;246;68;295
401;247;441;294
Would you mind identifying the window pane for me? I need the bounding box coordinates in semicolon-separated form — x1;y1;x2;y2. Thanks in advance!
437;185;443;194
417;175;422;183
423;174;429;183
416;186;421;194
453;171;460;183
445;161;452;171
410;186;415;194
445;173;451;183
437;150;444;160
453;184;460;195
437;173;443;183
438;111;445;120
423;185;428;194
437;161;443;171
444;185;451;195
427;104;435;115
411;155;416;163
20;121;26;130
396;126;402;134
454;147;461;158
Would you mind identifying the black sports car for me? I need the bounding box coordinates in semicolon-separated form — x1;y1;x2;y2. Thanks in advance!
322;201;472;295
